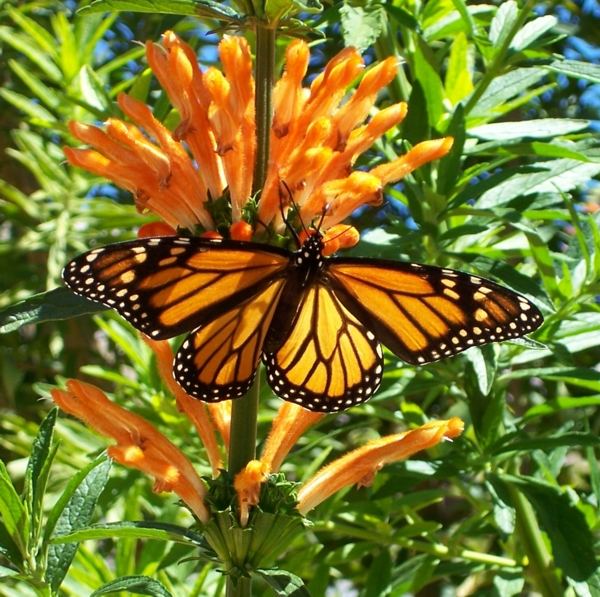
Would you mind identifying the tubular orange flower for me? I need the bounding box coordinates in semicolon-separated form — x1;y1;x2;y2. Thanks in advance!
65;31;451;239
144;338;222;476
233;459;269;527
296;417;464;515
260;402;325;473
51;380;209;523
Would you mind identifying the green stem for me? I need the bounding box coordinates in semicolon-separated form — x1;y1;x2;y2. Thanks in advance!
225;20;276;597
508;483;564;597
252;22;276;194
463;0;536;115
228;371;260;476
226;575;252;597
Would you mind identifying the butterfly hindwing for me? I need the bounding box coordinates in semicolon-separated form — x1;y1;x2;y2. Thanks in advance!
326;259;543;365
174;280;286;402
62;236;290;339
263;283;384;412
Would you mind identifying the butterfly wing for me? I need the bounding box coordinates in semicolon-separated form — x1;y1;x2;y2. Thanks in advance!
62;236;290;339
263;283;384;412
326;259;543;365
175;280;286;401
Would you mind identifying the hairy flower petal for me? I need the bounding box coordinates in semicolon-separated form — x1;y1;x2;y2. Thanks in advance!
297;418;464;515
51;380;209;522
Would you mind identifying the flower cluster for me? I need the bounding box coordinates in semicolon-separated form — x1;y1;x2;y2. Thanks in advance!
52;377;462;525
65;32;452;243
56;30;461;534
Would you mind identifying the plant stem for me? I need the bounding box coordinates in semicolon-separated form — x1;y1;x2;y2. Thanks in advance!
228;372;260;475
225;19;276;597
252;22;276;194
508;483;564;597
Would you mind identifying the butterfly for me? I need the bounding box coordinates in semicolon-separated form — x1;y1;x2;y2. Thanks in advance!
62;232;543;412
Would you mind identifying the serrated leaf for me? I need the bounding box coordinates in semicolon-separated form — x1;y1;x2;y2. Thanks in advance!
46;458;111;591
264;0;322;21
0;288;107;334
339;3;387;54
255;568;310;596
90;575;173;596
24;409;58;548
498;474;597;581
510;15;557;51
545;59;600;83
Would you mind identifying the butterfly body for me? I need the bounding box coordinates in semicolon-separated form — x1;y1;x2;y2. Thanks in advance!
63;234;543;412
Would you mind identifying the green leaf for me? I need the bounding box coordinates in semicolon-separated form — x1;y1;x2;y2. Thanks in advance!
255;568;310;596
437;104;465;195
8;59;61;111
498;474;597;581
510;15;557;51
79;0;240;21
475;159;600;209
464;346;496;396
445;32;473;105
0;460;27;548
489;1;518;49
0;27;62;81
365;550;392;597
339;3;387;54
51;521;207;548
413;38;445;128
0;288;107;334
469;119;590;141
46;458;111;591
264;0;322;21
78;65;111;113
492;432;600;455
469;67;547;119
23;409;58;549
545;59;600;84
90;575;173;596
0;89;57;123
524;395;600;419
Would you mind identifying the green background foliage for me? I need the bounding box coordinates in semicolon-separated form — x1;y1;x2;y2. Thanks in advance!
1;0;599;595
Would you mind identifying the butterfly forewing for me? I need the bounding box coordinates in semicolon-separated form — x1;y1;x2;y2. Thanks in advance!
327;259;543;365
175;280;286;402
263;284;384;412
62;237;290;339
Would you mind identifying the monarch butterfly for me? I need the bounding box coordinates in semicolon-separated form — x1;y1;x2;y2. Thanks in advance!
63;232;543;412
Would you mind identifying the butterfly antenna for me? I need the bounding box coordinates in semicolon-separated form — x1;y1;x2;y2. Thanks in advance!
279;180;303;246
314;202;330;234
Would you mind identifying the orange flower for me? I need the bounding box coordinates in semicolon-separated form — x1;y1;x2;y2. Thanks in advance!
66;32;452;241
260;402;324;473
51;380;209;523
296;417;464;515
233;460;269;527
144;338;223;476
